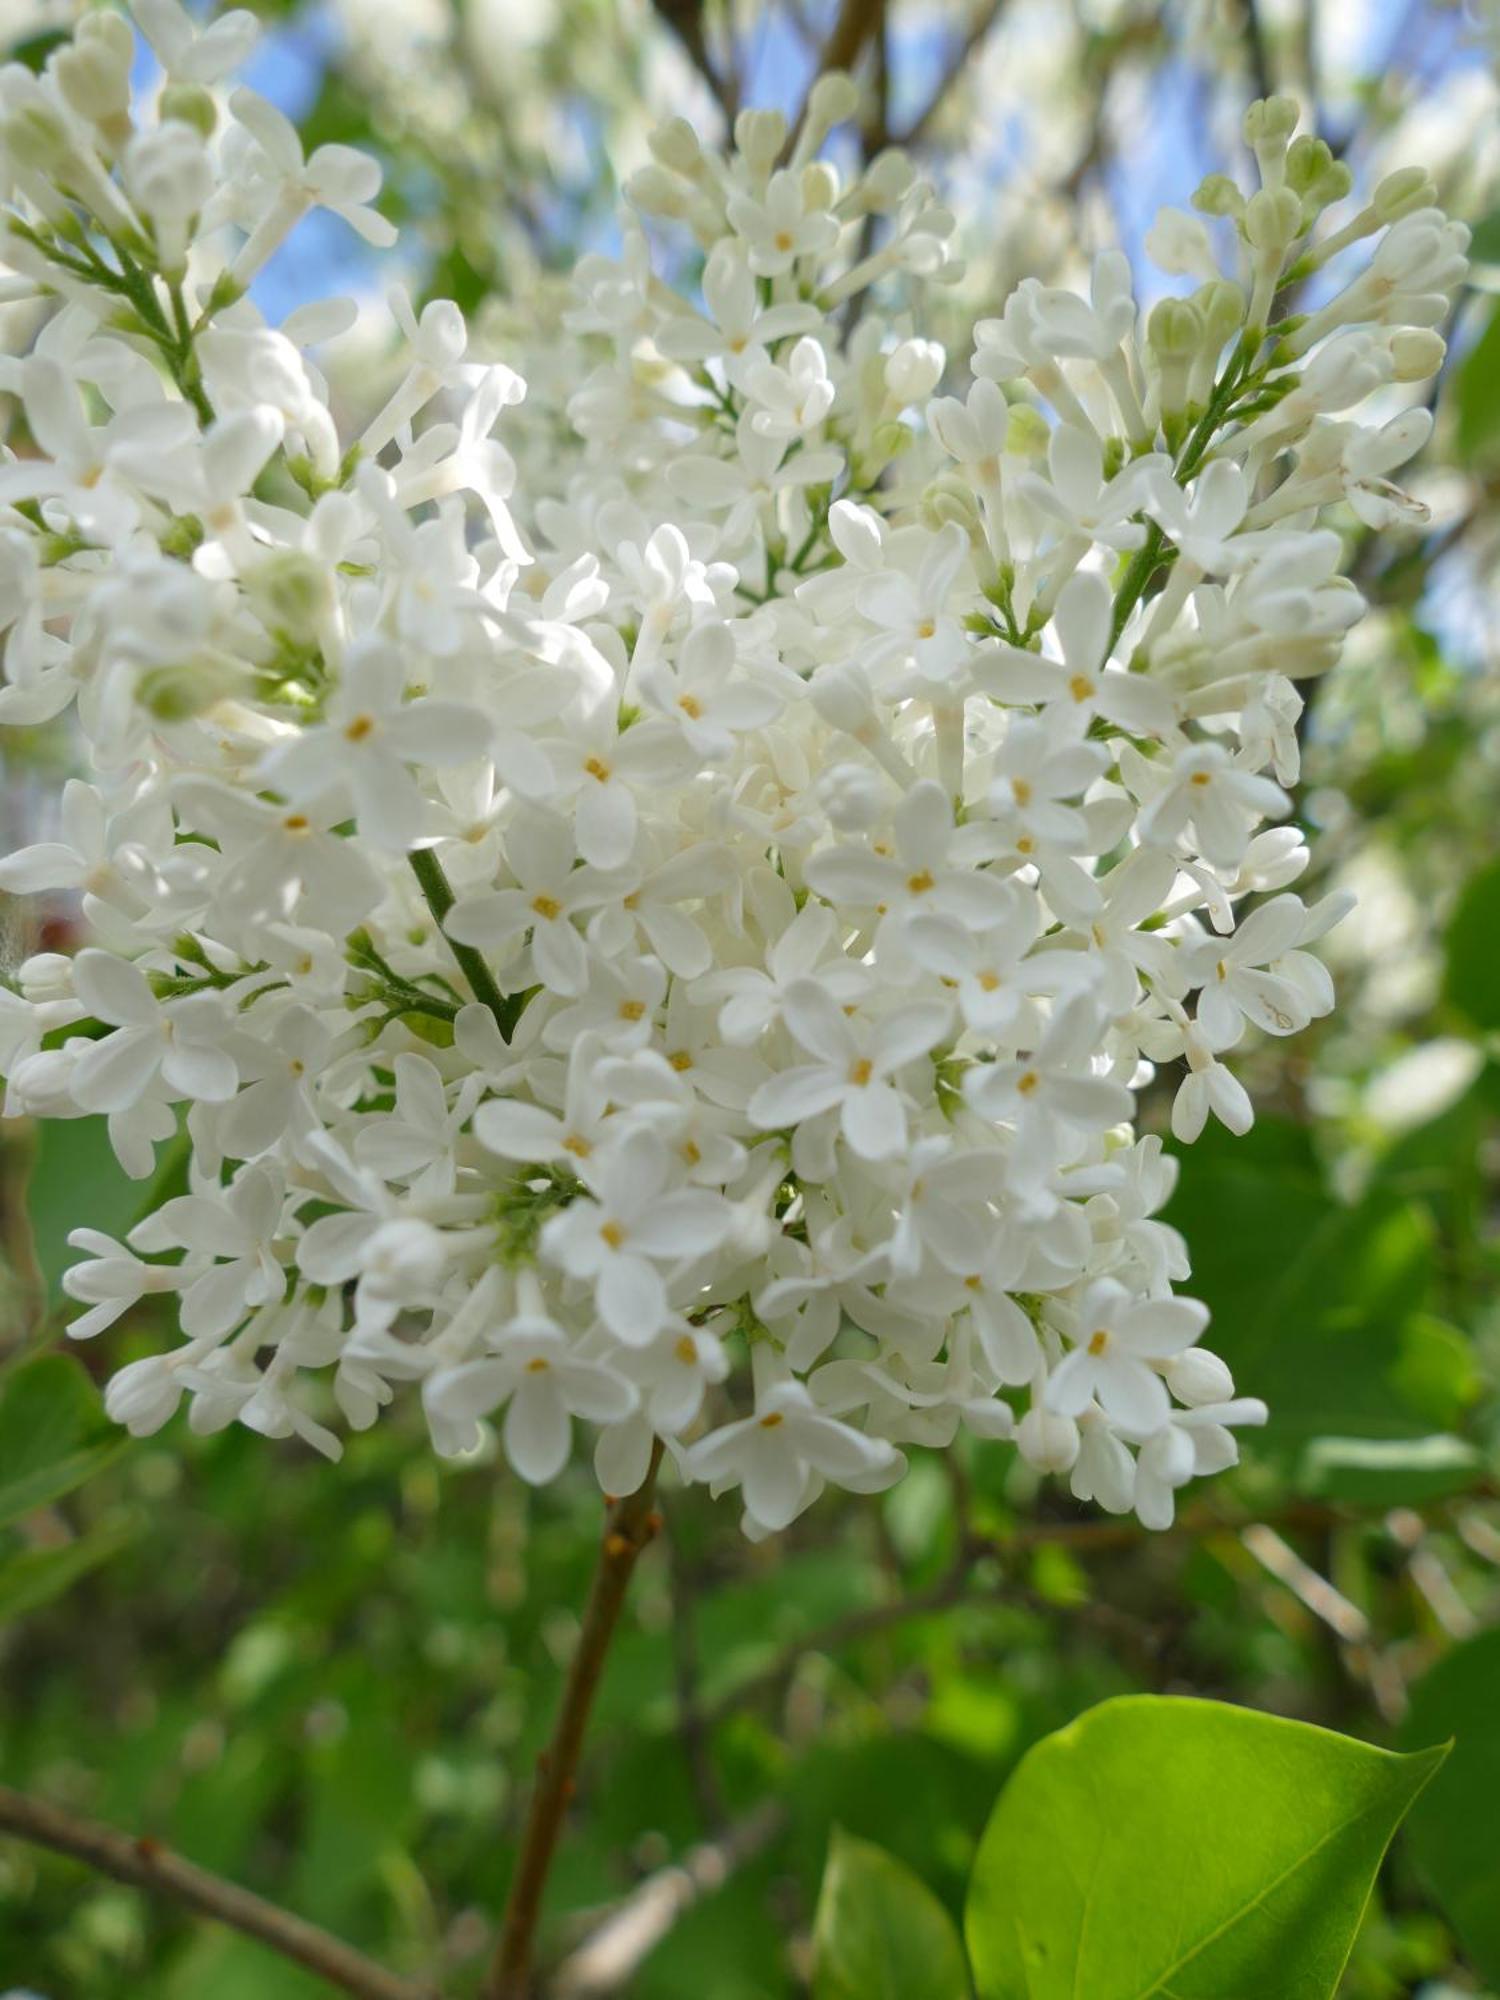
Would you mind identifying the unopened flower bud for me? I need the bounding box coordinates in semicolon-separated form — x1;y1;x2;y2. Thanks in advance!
648;115;703;175
138;657;245;723
1148;296;1203;362
626;163;692;219
734;107;786;176
1244;93;1299;187
160;81;218;138
52;14;133;145
817;761;888;830
245;551;335;643
105;1356;183;1435
1005;403;1050;459
18;952;74;1004
884;337;944;406
1192;173;1244;220
1386;327;1445;381
1166;1348;1235;1406
1373;167;1435;223
1017;1405;1080;1474
919;474;981;537
801;160;839;214
1243;185;1303;253
810;660;877;733
1195;279;1247;349
807;72;860;136
861;147;914;209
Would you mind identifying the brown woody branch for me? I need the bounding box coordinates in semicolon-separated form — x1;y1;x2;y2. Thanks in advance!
488;1440;667;2000
0;1785;433;2000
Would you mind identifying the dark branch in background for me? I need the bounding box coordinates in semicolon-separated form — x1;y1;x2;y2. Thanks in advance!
1241;0;1276;108
789;0;887;147
897;1;1006;147
689;1489;1499;1731
0;1787;433;2000
551;1804;785;1999
489;1441;667;2000
650;0;739;123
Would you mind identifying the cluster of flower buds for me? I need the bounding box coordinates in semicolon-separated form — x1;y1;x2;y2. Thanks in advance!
0;5;1467;1534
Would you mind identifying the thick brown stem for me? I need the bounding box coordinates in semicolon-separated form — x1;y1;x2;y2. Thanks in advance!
488;1441;666;2000
0;1785;432;2000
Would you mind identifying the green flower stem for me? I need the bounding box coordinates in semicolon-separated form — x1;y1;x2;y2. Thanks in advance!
407;846;525;1041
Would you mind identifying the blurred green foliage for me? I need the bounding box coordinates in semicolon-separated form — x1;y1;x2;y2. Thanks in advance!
2;0;1500;1995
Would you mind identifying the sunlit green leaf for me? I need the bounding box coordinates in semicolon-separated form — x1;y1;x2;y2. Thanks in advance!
965;1696;1445;2000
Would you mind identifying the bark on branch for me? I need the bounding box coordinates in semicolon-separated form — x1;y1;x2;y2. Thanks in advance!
488;1440;667;2000
0;1784;434;2000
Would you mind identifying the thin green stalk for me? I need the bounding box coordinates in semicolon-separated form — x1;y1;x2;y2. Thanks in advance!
407;847;525;1041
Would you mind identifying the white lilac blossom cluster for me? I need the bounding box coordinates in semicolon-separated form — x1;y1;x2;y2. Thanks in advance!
0;8;1467;1537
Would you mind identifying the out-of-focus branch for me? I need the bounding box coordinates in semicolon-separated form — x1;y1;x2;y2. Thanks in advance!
650;0;739;122
1242;0;1276;105
550;1804;785;1998
0;1786;433;2000
692;1492;1495;1728
897;2;1006;147
789;0;887;146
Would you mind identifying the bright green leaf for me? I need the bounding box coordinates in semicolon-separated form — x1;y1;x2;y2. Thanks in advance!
0;1352;126;1528
814;1828;969;2000
1400;1629;1500;1985
965;1695;1445;2000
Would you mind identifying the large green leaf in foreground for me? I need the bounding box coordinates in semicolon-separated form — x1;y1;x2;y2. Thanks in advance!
965;1696;1445;2000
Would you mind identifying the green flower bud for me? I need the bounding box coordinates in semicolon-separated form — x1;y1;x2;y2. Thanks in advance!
1192;173;1244;220
1147;296;1203;361
1243;94;1299;151
1243;186;1303;252
244;552;334;645
159;82;218;139
137;658;244;723
1285;135;1334;195
1195;279;1247;348
1373;167;1435;222
919;474;981;536
1005;403;1050;459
